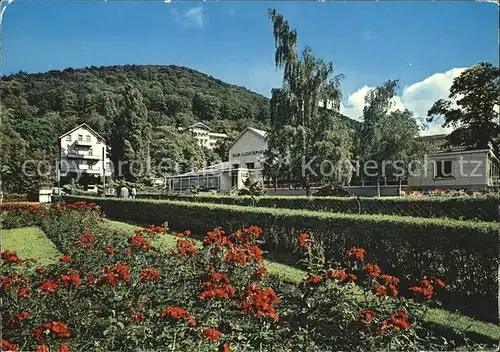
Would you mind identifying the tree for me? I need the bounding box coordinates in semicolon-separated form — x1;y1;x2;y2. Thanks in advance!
0;105;29;193
427;62;500;154
107;84;152;180
357;80;432;195
266;9;347;195
151;126;205;176
192;93;221;121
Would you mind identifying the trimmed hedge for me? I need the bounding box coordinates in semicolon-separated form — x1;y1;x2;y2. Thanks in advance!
135;193;500;222
65;195;500;321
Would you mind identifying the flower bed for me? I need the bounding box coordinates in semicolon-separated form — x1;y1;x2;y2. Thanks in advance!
63;196;500;321
1;202;494;351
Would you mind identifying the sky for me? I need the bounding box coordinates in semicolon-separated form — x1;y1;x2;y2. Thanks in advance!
2;1;499;135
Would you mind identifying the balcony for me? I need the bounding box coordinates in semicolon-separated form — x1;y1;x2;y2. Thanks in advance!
74;140;93;147
65;153;101;161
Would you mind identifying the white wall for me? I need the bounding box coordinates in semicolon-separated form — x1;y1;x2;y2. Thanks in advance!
59;125;109;176
408;150;489;189
229;130;267;169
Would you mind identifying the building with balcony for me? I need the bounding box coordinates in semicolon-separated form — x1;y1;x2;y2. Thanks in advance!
185;122;228;150
58;123;111;181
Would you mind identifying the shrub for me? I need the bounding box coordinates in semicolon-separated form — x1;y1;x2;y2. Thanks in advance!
134;194;500;222
64;196;500;320
2;193;28;202
312;185;349;197
2;203;493;350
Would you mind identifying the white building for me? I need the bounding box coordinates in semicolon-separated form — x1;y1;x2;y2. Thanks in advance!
167;127;268;193
58;123;111;178
185;122;228;150
408;134;499;190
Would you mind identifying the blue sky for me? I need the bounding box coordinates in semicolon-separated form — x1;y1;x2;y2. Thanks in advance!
2;1;499;132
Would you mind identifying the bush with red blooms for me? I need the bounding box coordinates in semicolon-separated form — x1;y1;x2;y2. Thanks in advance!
0;201;490;351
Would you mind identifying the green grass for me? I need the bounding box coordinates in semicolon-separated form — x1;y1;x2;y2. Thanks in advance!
103;218;500;342
2;227;61;267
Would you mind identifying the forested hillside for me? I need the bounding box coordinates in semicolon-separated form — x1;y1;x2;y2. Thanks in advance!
0;64;358;193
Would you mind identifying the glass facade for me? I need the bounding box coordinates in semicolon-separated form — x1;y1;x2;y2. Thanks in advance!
169;174;221;191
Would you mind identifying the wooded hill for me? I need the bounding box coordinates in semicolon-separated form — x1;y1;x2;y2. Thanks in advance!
0;64;359;193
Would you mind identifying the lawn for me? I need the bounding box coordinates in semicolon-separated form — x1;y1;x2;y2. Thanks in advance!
104;219;500;342
2;227;61;267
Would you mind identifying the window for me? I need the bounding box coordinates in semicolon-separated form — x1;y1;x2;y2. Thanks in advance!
66;135;71;142
435;160;453;178
97;139;101;144
86;135;91;142
78;135;83;141
246;162;255;169
88;149;93;156
88;164;93;170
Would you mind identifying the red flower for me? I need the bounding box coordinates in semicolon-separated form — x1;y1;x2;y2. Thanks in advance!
139;268;161;282
8;311;31;327
2;275;17;290
199;272;235;300
2;340;18;352
33;322;71;340
59;255;71;263
222;342;230;352
409;285;433;300
360;310;375;325
36;345;49;352
51;321;71;338
98;263;130;287
201;328;221;342
18;287;32;300
61;274;82;288
252;266;268;280
297;233;312;248
241;285;279;321
433;277;446;288
58;343;69;352
105;247;118;254
40;279;58;293
224;245;262;266
78;233;95;249
203;228;227;248
1;250;23;265
362;263;381;278
346;247;366;261
306;273;322;285
378;309;411;332
128;234;152;250
176;238;198;256
135;312;145;322
372;284;388;297
58;344;69;352
161;306;194;324
114;263;130;283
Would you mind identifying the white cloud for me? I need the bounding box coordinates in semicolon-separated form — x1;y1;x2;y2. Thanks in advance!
340;67;468;136
171;6;204;28
185;7;204;27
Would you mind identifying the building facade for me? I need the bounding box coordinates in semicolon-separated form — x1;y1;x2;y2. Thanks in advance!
407;134;499;190
185;122;228;150
167;127;268;193
58;123;111;179
408;148;500;190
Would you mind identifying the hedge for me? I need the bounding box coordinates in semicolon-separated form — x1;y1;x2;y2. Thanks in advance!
65;195;499;321
135;193;500;222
